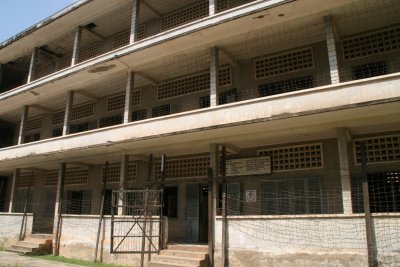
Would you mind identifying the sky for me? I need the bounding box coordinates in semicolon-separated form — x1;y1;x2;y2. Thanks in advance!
0;0;77;43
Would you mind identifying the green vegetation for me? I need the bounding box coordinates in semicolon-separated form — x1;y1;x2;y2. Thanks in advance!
31;255;129;267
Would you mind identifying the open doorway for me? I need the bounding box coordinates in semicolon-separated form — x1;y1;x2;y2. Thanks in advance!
185;184;208;243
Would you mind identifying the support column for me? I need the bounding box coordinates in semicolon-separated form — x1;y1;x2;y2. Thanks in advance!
324;16;340;84
18;105;29;145
8;169;20;213
209;0;216;15
118;153;128;215
129;0;140;44
53;162;66;255
71;26;83;66
124;72;135;123
210;47;219;107
27;48;38;83
337;128;353;214
62;91;74;136
209;143;219;266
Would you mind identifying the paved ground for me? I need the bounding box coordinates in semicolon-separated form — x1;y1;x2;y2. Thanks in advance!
0;251;81;267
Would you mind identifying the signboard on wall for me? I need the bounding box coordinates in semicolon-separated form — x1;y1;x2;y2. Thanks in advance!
226;156;271;176
246;190;257;203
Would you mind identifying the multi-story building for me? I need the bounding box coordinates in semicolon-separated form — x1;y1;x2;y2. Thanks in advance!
0;0;399;266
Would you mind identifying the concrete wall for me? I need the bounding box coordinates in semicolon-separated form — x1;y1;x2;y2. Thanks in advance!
0;213;33;248
59;215;160;265
214;215;400;267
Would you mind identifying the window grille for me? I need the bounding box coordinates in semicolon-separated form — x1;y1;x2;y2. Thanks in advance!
254;48;314;79
154;155;210;180
158;72;209;100
52;128;62;137
24;133;40;144
216;0;229;12
18;172;34;188
44;169;89;186
52;110;65;125
107;91;141;112
219;88;237;104
258;75;314;97
70;120;97;134
199;95;210;108
342;25;400;60
160;1;209;31
352;61;387;80
132;109;147;121
25;117;42;132
58;54;72;70
78;42;103;63
35;62;53;80
71;103;94;121
152;104;179;118
258;143;323;171
101;162;137;183
99;114;123;128
354;134;400;164
136;24;145;41
218;66;232;87
262;177;323;215
113;30;130;50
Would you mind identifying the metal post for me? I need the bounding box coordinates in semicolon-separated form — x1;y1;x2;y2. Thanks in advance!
147;154;155;261
18;105;29;145
210;47;219;107
53;162;66;256
63;91;74;136
360;142;376;267
27;48;38;83
19;172;33;241
72;26;83;66
130;0;141;43
94;161;108;262
140;190;149;267
159;154;165;251
221;146;228;267
9;169;20;212
124;72;135;124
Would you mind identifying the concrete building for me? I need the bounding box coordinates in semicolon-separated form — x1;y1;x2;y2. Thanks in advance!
0;0;399;266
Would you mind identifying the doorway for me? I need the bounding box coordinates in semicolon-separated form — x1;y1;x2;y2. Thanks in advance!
185;184;208;243
0;176;8;212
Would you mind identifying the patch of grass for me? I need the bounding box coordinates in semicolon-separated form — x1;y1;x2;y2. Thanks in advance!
31;255;129;267
0;246;5;251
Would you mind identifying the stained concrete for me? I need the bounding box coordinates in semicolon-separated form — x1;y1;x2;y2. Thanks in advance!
0;251;80;267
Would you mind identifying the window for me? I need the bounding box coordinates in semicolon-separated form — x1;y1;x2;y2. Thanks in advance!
219;88;238;105
262;177;323;215
199;95;210;108
70;121;97;134
99;114;123;128
163;187;178;218
52;128;62;137
65;190;92;214
352;61;387;80
227;183;242;215
152;104;171;118
24;133;40;143
132;109;147;121
351;172;400;213
104;189;117;215
258;76;314;97
353;134;400;164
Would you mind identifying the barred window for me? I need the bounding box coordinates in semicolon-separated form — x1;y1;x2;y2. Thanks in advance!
18;172;35;188
254;48;314;79
78;42;103;63
258;143;323;171
158;72;209;100
218;66;232;87
71;103;94;120
25;117;42;132
44;168;91;186
107;91;141;112
342;25;400;60
258;76;314;97
354;134;400;164
99;114;123;128
52;110;65;125
352;61;387;80
101;162;137;183
161;1;208;31
132;109;147;121
24;133;40;144
154;155;210;180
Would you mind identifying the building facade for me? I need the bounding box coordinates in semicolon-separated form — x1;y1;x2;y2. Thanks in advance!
0;0;399;266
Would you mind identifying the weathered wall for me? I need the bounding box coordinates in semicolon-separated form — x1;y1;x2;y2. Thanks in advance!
214;215;400;267
0;213;33;248
59;215;159;265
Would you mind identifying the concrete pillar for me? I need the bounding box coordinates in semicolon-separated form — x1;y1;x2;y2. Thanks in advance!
27;48;38;83
209;143;219;266
210;47;219;107
8;169;20;213
18;105;29;145
62;91;74;136
71;26;83;66
129;0;141;44
337;128;353;214
124;72;135;123
118;154;129;215
324;16;340;84
209;0;216;15
53;162;66;255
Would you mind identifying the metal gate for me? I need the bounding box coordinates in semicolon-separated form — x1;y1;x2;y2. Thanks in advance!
110;190;163;254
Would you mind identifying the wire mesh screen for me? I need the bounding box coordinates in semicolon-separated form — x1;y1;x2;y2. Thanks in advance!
111;190;162;254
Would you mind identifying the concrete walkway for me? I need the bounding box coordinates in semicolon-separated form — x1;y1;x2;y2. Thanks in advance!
0;251;82;267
